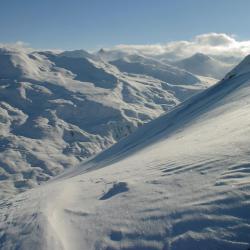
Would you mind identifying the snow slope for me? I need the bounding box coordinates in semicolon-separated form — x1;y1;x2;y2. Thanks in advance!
0;47;212;197
1;56;250;250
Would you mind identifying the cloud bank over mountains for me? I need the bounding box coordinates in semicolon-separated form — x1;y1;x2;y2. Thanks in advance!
112;33;250;60
1;33;250;62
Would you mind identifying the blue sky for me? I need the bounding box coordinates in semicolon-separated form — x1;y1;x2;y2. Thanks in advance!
1;0;250;50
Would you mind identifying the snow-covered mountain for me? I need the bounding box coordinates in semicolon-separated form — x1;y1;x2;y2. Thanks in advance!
1;54;250;250
109;54;203;85
98;48;235;82
97;48;134;62
0;47;213;197
172;52;234;79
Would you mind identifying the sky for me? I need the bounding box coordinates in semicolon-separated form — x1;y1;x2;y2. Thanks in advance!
1;0;250;50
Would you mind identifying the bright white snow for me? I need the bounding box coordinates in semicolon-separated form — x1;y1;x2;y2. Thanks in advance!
0;47;214;197
0;55;250;249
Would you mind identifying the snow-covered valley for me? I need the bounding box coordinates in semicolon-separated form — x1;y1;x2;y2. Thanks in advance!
0;50;250;249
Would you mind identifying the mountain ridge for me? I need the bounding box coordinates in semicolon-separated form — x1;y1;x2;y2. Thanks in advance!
0;47;213;197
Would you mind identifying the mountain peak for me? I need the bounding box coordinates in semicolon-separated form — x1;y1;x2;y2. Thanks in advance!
189;52;212;61
0;47;40;79
98;48;106;54
174;52;234;79
59;49;94;59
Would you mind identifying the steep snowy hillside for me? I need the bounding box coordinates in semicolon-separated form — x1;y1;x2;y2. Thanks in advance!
173;53;234;79
1;55;250;250
0;47;210;197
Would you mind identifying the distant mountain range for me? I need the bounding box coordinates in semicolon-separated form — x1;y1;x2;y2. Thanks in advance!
97;48;238;79
0;47;232;197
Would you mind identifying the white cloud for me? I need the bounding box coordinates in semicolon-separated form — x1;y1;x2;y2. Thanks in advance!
1;33;250;62
110;33;250;60
0;42;62;54
194;33;234;46
0;41;33;53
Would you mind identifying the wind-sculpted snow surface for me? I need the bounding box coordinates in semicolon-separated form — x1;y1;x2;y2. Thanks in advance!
0;55;250;249
0;47;212;197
